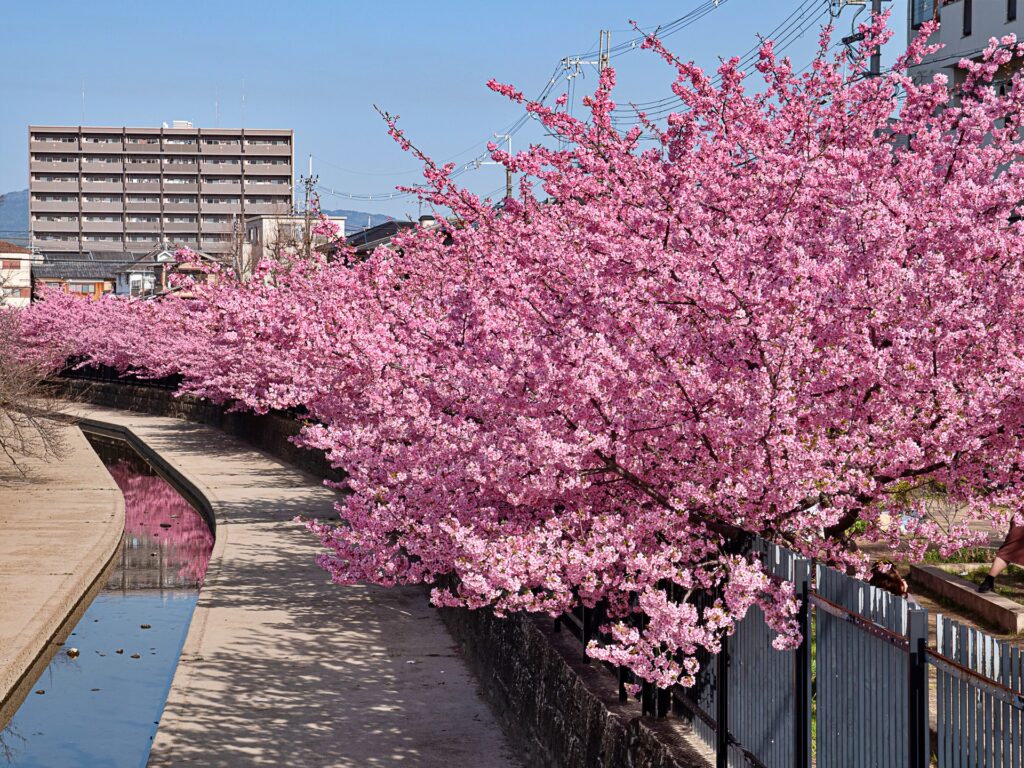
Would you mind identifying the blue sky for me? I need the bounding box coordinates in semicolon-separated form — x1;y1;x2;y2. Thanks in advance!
0;0;909;220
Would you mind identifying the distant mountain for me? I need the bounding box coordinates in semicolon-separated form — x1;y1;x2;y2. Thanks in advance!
0;189;393;246
323;208;395;233
0;189;29;246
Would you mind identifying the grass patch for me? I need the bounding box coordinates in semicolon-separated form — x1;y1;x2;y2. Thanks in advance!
922;547;994;565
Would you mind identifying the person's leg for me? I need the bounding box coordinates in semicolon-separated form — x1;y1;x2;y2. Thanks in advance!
980;557;1009;592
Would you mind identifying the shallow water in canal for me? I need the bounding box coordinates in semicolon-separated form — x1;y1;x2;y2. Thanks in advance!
0;433;213;768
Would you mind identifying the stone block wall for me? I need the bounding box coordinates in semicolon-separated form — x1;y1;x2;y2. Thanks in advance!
441;608;710;768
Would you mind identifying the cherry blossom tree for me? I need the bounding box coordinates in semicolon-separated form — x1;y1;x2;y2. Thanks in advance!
22;15;1024;686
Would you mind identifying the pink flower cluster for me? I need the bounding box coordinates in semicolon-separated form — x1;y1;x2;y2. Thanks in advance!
18;16;1024;685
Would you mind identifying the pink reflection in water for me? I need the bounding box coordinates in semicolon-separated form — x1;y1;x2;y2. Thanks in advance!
106;462;214;587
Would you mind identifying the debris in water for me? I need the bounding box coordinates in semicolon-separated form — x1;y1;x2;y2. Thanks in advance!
141;624;151;629
34;690;44;695
66;648;80;658
116;649;124;654
130;653;141;659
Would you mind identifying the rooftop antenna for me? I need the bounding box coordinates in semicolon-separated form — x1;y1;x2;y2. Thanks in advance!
81;80;85;124
215;87;220;128
241;78;246;127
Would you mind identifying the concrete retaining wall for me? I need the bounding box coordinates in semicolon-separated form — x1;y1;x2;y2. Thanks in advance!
56;378;343;483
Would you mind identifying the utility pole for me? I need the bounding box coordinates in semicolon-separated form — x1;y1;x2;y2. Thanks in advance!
299;155;318;258
870;0;882;76
599;30;611;73
496;134;513;199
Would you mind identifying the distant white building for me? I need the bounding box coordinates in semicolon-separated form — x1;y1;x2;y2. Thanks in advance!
909;0;1023;86
241;212;346;271
0;240;39;308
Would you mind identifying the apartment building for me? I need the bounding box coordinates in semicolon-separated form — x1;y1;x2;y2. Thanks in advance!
908;0;1023;84
28;122;293;260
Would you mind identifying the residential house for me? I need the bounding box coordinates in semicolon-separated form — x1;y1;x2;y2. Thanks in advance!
31;250;137;299
909;0;1023;86
115;247;222;297
0;240;39;308
238;212;346;275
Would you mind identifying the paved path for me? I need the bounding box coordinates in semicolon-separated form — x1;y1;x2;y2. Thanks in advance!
67;404;518;768
0;424;124;722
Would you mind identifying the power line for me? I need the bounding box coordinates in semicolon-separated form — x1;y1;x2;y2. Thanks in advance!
306;2;737;202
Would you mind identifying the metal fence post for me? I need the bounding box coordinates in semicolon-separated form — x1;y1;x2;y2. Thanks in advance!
908;608;930;768
794;560;813;768
716;632;729;768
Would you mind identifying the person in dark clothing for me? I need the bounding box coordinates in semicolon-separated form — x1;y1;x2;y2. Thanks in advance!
979;522;1024;593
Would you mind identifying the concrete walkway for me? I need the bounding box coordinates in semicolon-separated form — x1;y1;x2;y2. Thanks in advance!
67;404;519;768
0;424;124;723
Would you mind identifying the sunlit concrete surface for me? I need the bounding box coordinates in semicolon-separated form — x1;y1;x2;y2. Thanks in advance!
0;424;124;719
67;403;519;768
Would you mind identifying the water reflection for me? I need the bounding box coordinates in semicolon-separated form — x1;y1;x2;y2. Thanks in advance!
0;433;213;768
105;460;213;591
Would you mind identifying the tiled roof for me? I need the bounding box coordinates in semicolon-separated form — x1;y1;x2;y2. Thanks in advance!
0;240;32;254
33;250;140;281
345;221;416;254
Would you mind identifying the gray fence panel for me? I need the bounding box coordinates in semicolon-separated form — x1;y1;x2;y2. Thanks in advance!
676;539;811;768
814;564;924;768
933;615;1024;767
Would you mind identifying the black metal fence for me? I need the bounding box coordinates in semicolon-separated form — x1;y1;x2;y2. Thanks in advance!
60;360;183;390
556;538;1024;768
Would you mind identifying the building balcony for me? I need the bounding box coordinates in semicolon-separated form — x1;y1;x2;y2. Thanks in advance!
200;161;241;174
125;220;161;232
33;219;79;232
34;238;80;251
198;143;242;156
81;201;124;213
30;140;80;153
162;143;199;154
202;181;242;194
201;201;243;213
200;221;234;233
31;180;79;194
125;160;160;170
164;162;199;173
164;224;200;235
82;181;123;193
125;182;161;193
244;181;291;194
82;220;124;233
242;164;289;176
124;143;160;153
81;236;124;247
30;160;78;173
82;161;124;173
31;199;79;213
243;143;291;157
78;143;124;153
124;203;161;215
244;201;292;215
163;182;199;194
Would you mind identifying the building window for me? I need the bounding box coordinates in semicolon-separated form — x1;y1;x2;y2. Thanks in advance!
964;0;973;35
1011;0;1018;21
70;283;96;294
